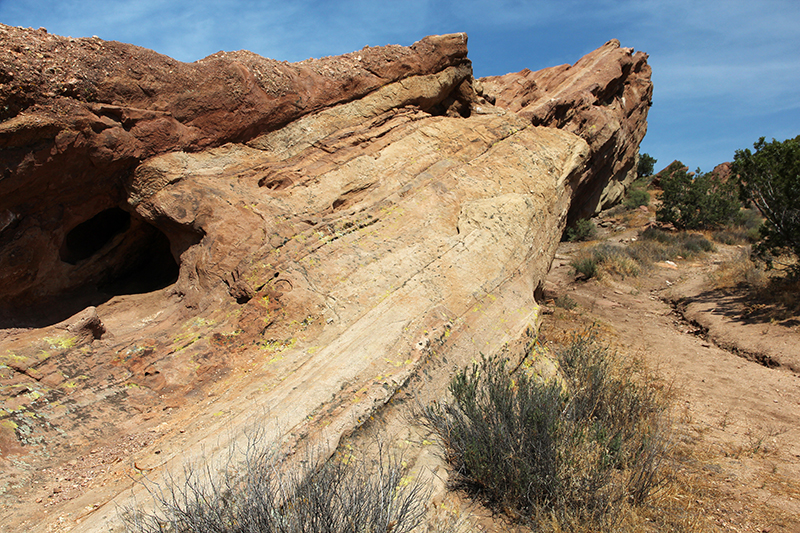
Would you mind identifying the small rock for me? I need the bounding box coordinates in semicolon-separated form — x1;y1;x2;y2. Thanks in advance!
64;306;105;340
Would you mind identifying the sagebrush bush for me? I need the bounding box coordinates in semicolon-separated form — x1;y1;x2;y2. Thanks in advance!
554;294;578;310
713;228;753;245
570;229;715;281
123;432;427;533
423;329;670;528
712;208;764;245
570;254;600;279
636;227;715;257
570;244;639;280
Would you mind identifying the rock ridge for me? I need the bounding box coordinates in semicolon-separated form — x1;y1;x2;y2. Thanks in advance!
0;28;650;533
480;39;652;221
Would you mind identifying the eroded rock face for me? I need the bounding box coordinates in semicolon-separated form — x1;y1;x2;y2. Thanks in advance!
0;27;649;532
0;25;473;323
480;39;653;221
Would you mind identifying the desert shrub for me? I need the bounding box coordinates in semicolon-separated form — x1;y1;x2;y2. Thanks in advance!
639;226;672;244
570;254;600;279
592;244;640;277
624;239;672;265
570;230;715;281
680;233;716;255
712;228;751;245
566;218;598;242
636;227;715;258
423;329;669;528
709;249;767;290
570;244;640;280
712;208;764;245
624;187;651;210
122;432;427;533
733;207;764;234
554;294;578;310
656;164;741;230
732;135;800;273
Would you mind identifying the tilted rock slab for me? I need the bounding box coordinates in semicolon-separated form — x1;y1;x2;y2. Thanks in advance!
0;26;648;532
480;39;652;220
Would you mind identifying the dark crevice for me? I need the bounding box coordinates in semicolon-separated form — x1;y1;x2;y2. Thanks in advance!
667;298;786;372
2;208;182;328
60;207;131;265
97;223;179;295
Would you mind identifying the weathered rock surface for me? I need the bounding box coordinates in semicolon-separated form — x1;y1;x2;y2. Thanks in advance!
0;26;474;321
0;25;650;532
480;39;652;221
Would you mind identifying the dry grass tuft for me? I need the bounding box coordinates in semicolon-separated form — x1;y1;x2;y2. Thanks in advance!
571;228;716;281
709;249;768;290
122;432;428;533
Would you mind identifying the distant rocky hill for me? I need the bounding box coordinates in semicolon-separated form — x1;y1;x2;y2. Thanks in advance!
0;25;651;532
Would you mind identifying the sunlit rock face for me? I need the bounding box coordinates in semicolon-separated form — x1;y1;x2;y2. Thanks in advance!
480;39;653;221
0;25;650;533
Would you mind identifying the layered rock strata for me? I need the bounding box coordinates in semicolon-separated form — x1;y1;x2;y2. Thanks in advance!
0;26;650;532
480;39;652;221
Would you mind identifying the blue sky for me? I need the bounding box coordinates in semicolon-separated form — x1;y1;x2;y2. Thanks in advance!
2;0;798;173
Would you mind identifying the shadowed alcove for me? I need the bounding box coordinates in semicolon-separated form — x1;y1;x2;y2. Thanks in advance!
1;208;183;328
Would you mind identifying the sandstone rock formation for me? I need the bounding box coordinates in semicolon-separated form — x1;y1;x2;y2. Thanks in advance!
0;25;650;532
480;39;652;221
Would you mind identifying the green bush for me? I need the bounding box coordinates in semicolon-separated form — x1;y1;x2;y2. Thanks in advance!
733;135;800;272
656;163;741;229
637;153;657;179
624;187;651;210
566;218;598;242
423;329;669;528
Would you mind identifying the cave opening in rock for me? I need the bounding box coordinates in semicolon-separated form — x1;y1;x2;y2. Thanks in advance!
59;207;180;296
5;209;184;328
60;207;131;265
98;221;180;296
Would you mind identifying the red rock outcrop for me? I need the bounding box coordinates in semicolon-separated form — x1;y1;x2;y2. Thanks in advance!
0;26;650;533
0;26;474;323
479;39;652;221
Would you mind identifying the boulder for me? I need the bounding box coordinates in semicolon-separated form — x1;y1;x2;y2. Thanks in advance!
0;27;650;532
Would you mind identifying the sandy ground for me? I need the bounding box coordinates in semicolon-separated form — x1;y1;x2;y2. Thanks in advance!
540;236;800;532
